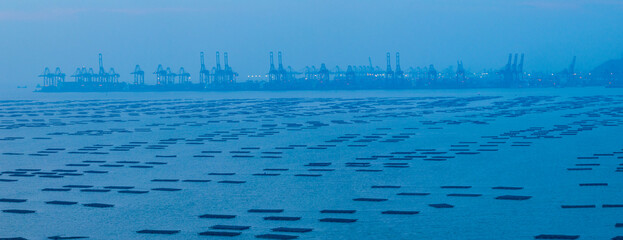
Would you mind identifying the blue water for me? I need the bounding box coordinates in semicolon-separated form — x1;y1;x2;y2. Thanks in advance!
1;88;622;239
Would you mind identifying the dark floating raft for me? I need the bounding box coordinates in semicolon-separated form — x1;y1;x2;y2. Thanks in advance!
492;186;523;190
182;179;210;183
199;231;241;237
46;201;78;205
603;204;623;208
561;205;595;209
382;210;419;215
119;190;149;194
264;168;289;171
99;164;123;168
353;198;388;202
441;186;472;189
104;186;134;190
272;227;312;233
256;233;298;239
151;188;181;192
2;153;25;155
151;179;179;182
579;183;608;186
248;209;284;213
320;210;356;214
495;195;532;200
2;209;35;214
199;214;236;219
307;169;333;172
567;167;592;171
82;203;114;208
428;204;454;208
42;188;71;192
397;192;430;196
63;185;93;188
264;216;301;221
294;174;321;177
136;230;180;235
371;185;401;189
81;189;110;193
0;198;27;203
218;180;246;184
253;173;281;176
47;236;89;239
145;162;167;165
66;164;89;167
534;234;579;239
210;225;250;230
319;218;357;223
447;193;482;197
304;162;331;167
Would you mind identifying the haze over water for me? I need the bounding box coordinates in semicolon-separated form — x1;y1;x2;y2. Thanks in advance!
1;0;623;87
2;1;623;240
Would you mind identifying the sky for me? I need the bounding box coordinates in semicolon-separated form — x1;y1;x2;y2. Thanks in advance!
0;0;622;86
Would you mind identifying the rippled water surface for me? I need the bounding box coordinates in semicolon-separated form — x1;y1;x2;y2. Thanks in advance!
1;88;623;239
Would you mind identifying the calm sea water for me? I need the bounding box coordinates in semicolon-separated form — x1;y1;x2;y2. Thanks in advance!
1;87;622;239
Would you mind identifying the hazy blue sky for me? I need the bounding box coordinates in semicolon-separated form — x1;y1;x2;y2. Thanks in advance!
1;0;622;86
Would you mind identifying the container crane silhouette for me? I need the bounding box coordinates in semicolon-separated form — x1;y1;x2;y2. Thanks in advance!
131;65;144;85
